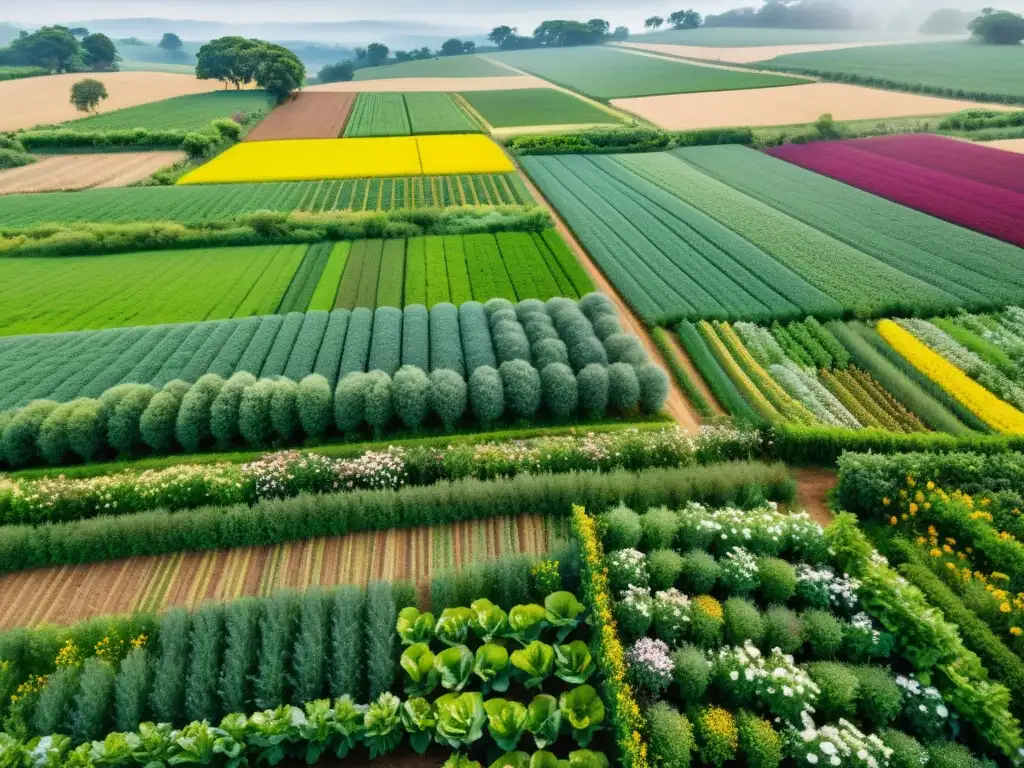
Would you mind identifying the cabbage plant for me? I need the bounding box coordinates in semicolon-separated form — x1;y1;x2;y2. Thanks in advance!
483;698;528;751
396;606;435;646
511;641;554;689
436;607;475;646
474;642;511;693
558;685;605;747
434;692;486;749
554;641;594;684
434;645;474;691
526;694;562;749
508;603;547;645
401;643;439;697
544;592;585;642
364;692;404;759
400;697;436;755
471;598;510;643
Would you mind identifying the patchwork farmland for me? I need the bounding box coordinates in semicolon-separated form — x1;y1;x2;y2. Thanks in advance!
243;92;355;141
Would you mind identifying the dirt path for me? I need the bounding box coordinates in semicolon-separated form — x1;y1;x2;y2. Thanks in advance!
516;168;701;432
793;467;838;527
0;151;185;194
663;331;727;417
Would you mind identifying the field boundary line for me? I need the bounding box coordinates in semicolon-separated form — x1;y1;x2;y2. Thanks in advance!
663;329;728;418
452;93;495;134
610;43;816;82
514;165;701;431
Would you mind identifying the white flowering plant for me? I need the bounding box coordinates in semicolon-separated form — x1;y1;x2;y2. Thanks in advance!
795;566;862;615
652;589;691;646
894;674;955;741
842;613;894;662
713;642;820;724
615;585;653;641
675;504;830;564
607;549;649;594
790;714;893;768
626;637;674;696
719;546;760;596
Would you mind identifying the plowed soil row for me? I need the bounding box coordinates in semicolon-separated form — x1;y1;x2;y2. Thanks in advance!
0;514;557;629
245;92;357;141
0;151;186;194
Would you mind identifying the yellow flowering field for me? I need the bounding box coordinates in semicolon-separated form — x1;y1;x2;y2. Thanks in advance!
178;134;512;185
417;134;515;175
878;319;1024;434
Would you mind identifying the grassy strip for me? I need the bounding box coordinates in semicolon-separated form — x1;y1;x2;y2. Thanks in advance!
0;462;794;574
676;321;762;426
306;243;350;311
651;327;714;420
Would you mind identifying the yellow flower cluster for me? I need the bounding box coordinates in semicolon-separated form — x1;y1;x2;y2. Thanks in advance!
10;674;47;705
877;320;1024;433
54;638;82;668
699;706;739;749
571;505;649;768
178;134;513;185
693;594;724;622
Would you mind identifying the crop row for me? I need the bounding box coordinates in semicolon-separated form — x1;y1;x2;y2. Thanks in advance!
0;174;533;226
344;92;480;137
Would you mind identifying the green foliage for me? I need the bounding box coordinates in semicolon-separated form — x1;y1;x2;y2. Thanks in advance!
149;608;189;724
363;371;394;438
219;598;261;715
761;606;803;655
601;504;642;551
540;363;578;419
678;550;720;594
723;598;764;646
803;610;845;659
647;702;693;768
68;657;116;744
113;647;151;733
807;662;859;720
757;557;797;604
253;592;297;710
501;360;542;420
647;549;685;591
470;366;505;426
850;665;903;728
736;710;782;768
32;665;79;736
184;604;224;723
431;369;468;432
366;582;397;699
290;590;330;704
141;382;190;454
296;374;333;438
329;587;366;701
393;365;432;431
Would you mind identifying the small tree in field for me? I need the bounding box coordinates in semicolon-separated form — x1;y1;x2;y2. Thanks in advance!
645;16;665;30
70;78;108;114
968;8;1024;44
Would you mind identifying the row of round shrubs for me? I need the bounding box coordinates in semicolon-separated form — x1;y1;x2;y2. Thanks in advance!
0;356;668;467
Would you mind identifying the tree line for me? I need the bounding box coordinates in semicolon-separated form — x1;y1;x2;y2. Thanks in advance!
0;25;118;72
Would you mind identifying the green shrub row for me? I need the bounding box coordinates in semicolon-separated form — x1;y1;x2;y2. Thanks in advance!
16;118;250;157
939;108;1024;132
0;207;550;260
675;321;763;427
0;462;794;573
650;328;714;419
503;126;755;156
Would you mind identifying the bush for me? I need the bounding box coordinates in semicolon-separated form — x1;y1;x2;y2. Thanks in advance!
601;504;642;550
3;401;57;467
363;371;393;438
723;598;764;646
32;665;79;736
493;323;531;365
807;661;859;720
577;364;609;419
184;604;223;723
758;557;798;605
880;729;928;768
38;401;76;465
368;307;402;377
569;337;609;372
636;363;670;415
762;606;803;654
647;702;694;768
403;305;430;373
329;586;366;700
672;643;711;707
333;373;368;433
640;507;678;550
65;399;105;462
533;338;569;370
459;302;496;374
678;550;720;594
107;385;156;455
927;742;990;768
736;710;782;768
253;592;297;710
211;118;242;141
141;383;189;454
291;590;330;704
366;582;396;699
690;595;724;649
430;303;465;375
592;314;622;341
114;647;151;732
270;378;300;441
608;362;641;412
238;379;275;445
296;374;333;438
694;706;738;768
182;132;214;158
430;369;467;432
210;372;254;448
218;598;260;715
149;608;189;724
176;374;224;452
803;610;845;659
69;657;116;743
469;366;505;426
540;362;578;419
648;549;685;591
605;334;647;365
500;360;542;419
392;365;432;431
851;665;903;728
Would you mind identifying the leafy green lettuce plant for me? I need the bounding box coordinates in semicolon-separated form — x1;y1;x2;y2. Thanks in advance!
401;643;439;697
434;692;486;750
484;698;528;752
511;641;555;690
558;686;605;748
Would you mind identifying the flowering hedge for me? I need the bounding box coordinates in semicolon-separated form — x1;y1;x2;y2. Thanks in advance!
0;426;760;525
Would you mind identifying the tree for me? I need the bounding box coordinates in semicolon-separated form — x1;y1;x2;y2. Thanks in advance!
365;42;390;66
394;49;413;62
414;47;432;60
81;33;118;71
251;44;306;103
317;60;354;83
463;40;477;54
439;38;467;56
919;8;970;34
7;26;82;72
533;20;605;46
645;16;666;30
611;26;630;40
669;10;703;30
70;78;108;113
158;32;184;58
196;36;262;88
488;25;516;46
69;27;89;38
968;8;1024;44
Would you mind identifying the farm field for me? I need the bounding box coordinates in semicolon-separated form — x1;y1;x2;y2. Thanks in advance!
0;151;186;194
460;88;623;128
308;74;550;92
630;26;926;46
352;55;511;79
611;82;1010;131
342;92;478;137
988;138;1024;154
758;40;1024;101
404;92;480;134
0;245;306;336
0;71;225;131
243;92;355;141
521;149;1010;325
60;90;271;132
178;134;513;184
0;513;557;629
0;172;531;225
615;40;921;65
487;45;808;99
767;135;1024;247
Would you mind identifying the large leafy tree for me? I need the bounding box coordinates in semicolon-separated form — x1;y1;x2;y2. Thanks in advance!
364;42;390;66
69;78;108;113
81;33;119;71
195;36;262;88
253;44;306;103
668;9;703;29
7;26;82;72
968;8;1024;44
645;16;666;30
318;60;354;83
158;32;185;58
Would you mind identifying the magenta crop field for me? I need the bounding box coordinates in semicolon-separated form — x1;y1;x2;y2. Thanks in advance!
842;134;1024;196
767;140;1024;248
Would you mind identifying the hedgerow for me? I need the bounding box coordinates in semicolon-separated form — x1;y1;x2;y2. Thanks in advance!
429;303;465;375
401;305;429;372
338;308;373;378
367;307;403;376
282;311;330;382
469;366;505;426
260;312;305;378
459;302;497;374
313;310;350;388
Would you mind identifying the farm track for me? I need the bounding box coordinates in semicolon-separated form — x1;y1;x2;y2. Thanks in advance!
0;514;557;629
244;92;356;141
516;168;701;432
792;467;838;527
0;152;186;195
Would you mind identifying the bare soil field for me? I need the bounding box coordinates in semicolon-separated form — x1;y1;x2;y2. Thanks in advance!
0;514;555;629
307;75;550;93
616;40;918;65
0;72;223;131
0;151;186;194
245;91;356;141
985;138;1024;154
612;82;1015;131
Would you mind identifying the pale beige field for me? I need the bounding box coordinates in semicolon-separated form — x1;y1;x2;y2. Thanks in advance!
616;40;919;64
612;83;1014;131
0;72;224;131
0;152;186;194
307;75;551;93
984;138;1024;154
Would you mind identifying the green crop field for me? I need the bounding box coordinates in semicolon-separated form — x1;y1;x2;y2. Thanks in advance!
630;28;917;46
488;45;807;99
404;92;479;133
758;41;1024;101
460;88;623;128
352;55;510;80
0;245;306;336
0;173;533;226
343;93;412;137
61;91;272;132
521;149;1017;327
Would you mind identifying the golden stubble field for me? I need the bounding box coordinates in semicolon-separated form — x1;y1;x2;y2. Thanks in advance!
0;72;225;131
612;82;1016;131
0;151;186;194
